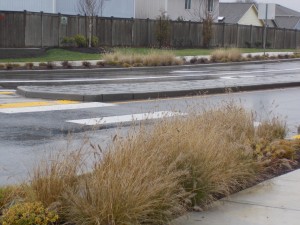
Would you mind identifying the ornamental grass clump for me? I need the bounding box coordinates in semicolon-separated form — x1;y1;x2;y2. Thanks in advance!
211;48;242;62
63;140;189;225
103;50;183;67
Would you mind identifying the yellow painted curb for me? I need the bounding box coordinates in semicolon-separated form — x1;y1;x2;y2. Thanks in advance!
0;100;79;109
292;135;300;140
0;92;14;95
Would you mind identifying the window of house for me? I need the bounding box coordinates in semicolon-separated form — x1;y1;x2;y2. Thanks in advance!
208;0;214;12
185;0;191;9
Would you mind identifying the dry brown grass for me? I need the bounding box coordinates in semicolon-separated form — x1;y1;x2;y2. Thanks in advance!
103;50;183;67
27;150;86;207
5;102;292;225
63;141;189;225
211;48;242;62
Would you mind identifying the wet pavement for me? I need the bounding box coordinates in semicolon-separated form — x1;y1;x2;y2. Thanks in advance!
14;60;300;101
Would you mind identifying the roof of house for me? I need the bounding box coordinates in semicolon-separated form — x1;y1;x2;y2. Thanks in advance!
219;3;254;24
274;5;300;29
275;4;300;17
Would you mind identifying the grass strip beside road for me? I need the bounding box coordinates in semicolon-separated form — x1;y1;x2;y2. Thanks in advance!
115;47;294;57
0;49;101;63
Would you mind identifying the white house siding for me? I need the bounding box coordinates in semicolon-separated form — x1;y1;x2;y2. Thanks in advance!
0;0;55;13
238;6;263;26
135;0;167;19
56;0;134;18
168;0;219;21
135;0;219;21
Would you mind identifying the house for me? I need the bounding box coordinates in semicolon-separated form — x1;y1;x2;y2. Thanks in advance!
219;3;264;26
271;4;300;30
0;0;135;18
134;0;220;22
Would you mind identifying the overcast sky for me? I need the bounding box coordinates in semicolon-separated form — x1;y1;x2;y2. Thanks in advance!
220;0;300;12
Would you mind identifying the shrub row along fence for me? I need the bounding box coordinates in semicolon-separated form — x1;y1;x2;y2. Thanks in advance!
1;10;300;48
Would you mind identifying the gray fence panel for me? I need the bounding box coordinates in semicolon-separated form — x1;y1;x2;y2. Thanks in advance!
0;12;25;47
2;11;300;49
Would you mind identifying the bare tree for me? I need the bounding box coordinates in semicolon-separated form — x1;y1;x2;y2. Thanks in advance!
77;0;106;47
189;0;218;48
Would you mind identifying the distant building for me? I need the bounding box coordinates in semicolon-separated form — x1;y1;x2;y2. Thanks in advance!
219;3;264;26
135;0;220;22
0;0;135;18
272;4;300;30
220;2;300;30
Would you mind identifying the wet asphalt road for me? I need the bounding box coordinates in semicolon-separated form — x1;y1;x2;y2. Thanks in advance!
1;61;300;88
1;87;300;185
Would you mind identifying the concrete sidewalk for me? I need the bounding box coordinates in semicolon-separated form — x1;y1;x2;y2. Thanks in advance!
173;169;300;225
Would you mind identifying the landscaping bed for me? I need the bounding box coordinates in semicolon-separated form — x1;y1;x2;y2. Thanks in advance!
0;48;299;71
0;103;299;225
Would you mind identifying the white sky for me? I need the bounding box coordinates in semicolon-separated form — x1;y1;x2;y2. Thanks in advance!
220;0;300;12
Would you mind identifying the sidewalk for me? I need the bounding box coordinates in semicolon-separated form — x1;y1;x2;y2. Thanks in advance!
173;169;300;225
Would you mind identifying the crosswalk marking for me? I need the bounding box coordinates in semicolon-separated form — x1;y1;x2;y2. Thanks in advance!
67;111;187;126
0;102;115;114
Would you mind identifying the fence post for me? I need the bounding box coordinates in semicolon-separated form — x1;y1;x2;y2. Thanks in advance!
111;16;114;46
283;28;286;49
236;23;239;48
85;14;88;43
222;22;225;47
23;10;27;47
95;16;98;40
296;31;298;49
41;11;43;48
131;17;134;47
77;14;80;34
147;18;150;47
58;13;61;47
189;20;191;47
273;28;276;49
249;25;253;48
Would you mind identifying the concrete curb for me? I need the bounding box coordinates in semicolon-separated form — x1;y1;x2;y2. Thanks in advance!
17;81;300;102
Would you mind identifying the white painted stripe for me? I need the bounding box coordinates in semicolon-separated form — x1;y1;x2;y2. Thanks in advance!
0;89;16;91
67;111;187;126
0;102;115;114
221;76;236;79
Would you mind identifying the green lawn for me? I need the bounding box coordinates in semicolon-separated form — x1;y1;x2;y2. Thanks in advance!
0;49;101;63
0;47;295;63
115;47;294;57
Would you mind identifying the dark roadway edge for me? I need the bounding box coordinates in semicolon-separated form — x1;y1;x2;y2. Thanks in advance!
1;58;300;79
16;82;300;103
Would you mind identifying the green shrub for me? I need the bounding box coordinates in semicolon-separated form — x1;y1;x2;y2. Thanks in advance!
155;13;171;48
25;63;34;70
61;37;76;47
5;63;20;70
61;61;72;69
82;61;91;68
1;202;58;225
90;36;99;47
74;34;87;48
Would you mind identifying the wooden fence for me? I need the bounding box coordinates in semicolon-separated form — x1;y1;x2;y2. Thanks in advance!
1;11;300;48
